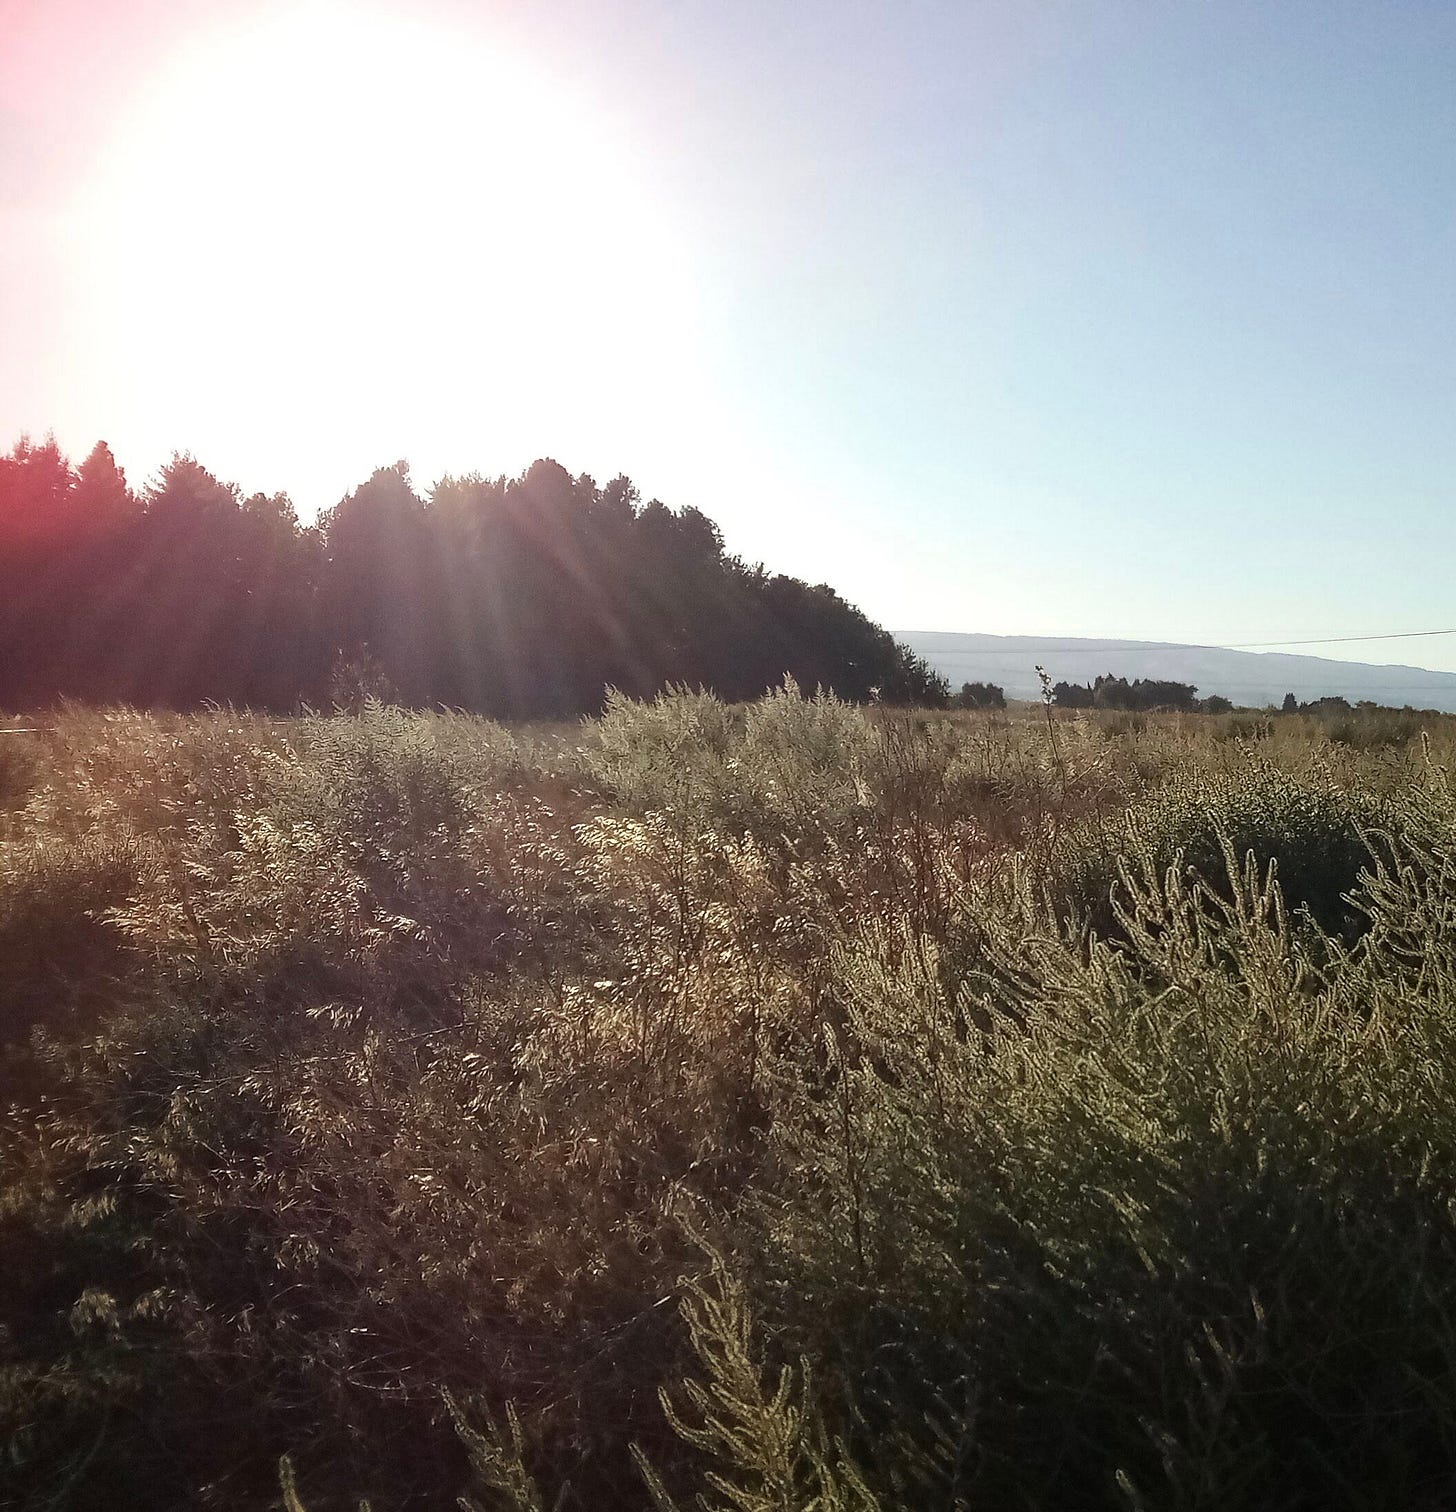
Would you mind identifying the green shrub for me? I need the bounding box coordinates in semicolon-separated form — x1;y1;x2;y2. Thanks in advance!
1326;708;1429;750
1052;761;1385;941
116;703;535;990
283;701;481;845
754;821;1456;1511
585;685;742;821
0;835;144;1050
0;731;42;810
1210;713;1273;743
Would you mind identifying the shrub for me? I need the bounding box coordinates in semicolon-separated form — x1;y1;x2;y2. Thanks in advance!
281;700;481;845
1210;713;1273;743
585;685;743;822
111;703;536;992
1326;708;1429;750
0;834;144;1051
753;821;1456;1511
0;730;42;810
1052;761;1386;941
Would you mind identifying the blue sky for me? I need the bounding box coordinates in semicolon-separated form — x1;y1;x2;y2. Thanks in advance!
3;1;1454;665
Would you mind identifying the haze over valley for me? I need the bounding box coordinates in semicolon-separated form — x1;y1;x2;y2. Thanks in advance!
901;632;1456;711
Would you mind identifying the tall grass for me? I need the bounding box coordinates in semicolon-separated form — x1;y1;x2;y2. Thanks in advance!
4;695;1456;1509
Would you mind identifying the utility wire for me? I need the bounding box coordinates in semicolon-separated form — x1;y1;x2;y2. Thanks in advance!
1127;682;1456;694
1220;628;1456;650
912;628;1456;655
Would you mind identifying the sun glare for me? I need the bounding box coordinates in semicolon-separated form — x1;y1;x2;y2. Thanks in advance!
73;0;704;502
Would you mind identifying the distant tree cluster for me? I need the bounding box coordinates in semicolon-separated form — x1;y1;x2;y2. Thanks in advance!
1052;674;1203;712
1279;693;1441;718
1281;693;1360;715
0;437;948;715
954;680;1006;710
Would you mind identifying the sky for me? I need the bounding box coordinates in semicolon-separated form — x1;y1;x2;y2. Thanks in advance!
3;0;1454;667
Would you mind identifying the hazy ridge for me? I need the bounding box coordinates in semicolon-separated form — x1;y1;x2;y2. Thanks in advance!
898;631;1456;711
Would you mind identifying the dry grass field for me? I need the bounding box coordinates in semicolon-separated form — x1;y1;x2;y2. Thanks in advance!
5;689;1456;1510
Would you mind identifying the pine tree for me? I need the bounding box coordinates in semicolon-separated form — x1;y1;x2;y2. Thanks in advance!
71;440;137;527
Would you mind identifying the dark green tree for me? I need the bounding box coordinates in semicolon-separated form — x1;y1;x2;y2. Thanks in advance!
71;441;137;527
1;435;949;716
955;680;1006;710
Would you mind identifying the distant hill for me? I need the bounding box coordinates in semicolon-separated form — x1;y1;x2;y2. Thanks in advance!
896;632;1456;712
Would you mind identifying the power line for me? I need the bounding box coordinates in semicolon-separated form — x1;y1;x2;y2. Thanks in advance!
1220;628;1456;650
1053;682;1456;693
989;681;1456;691
910;628;1456;656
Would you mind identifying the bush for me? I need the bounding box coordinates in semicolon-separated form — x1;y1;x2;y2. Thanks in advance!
0;730;42;810
1326;708;1430;750
112;703;536;992
1052;761;1386;941
752;810;1456;1511
585;684;743;821
953;681;1006;711
0;834;144;1051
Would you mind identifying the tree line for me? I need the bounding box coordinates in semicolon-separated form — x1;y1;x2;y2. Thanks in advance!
0;437;948;715
1051;674;1233;714
955;680;1006;709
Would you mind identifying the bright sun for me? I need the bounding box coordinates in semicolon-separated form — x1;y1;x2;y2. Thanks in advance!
75;0;705;504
